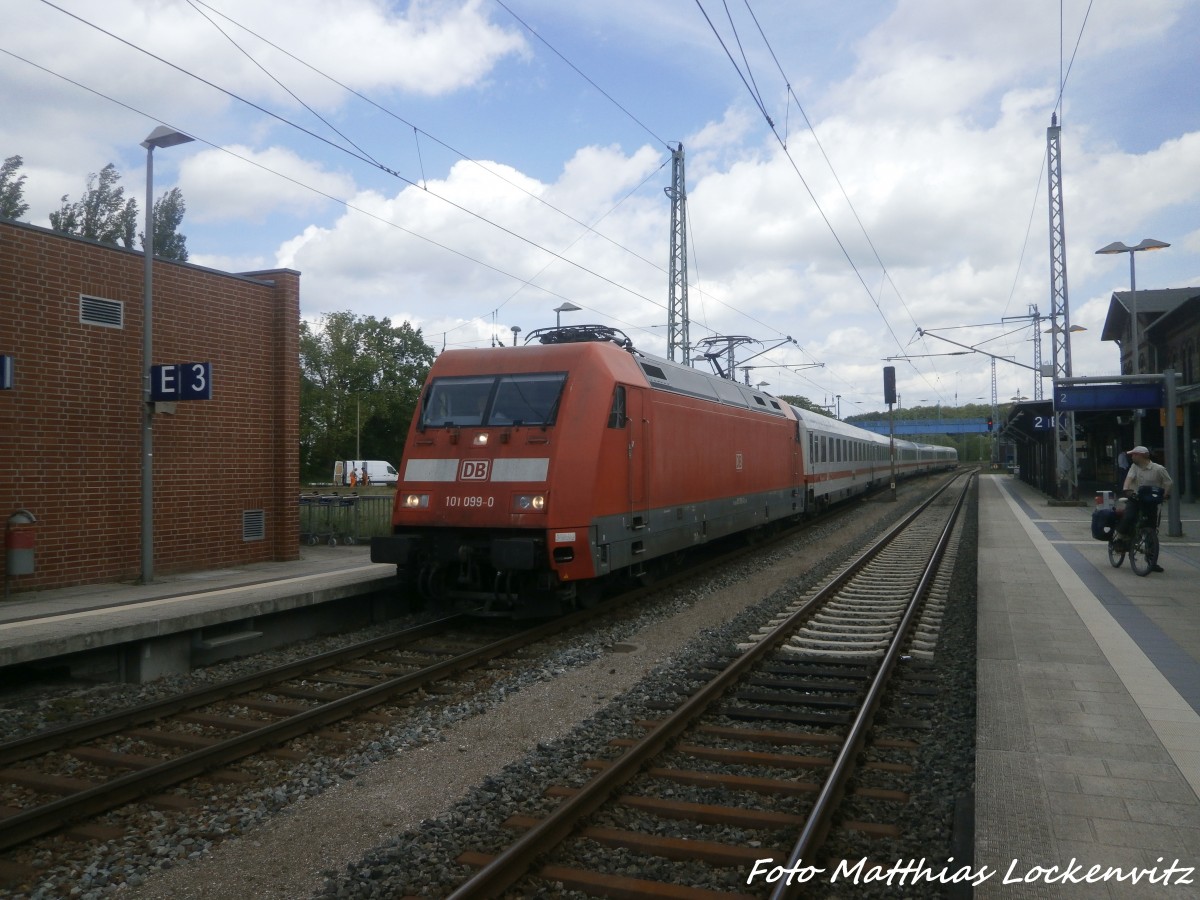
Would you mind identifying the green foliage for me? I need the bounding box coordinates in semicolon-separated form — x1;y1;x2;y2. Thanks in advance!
0;155;30;220
844;401;994;422
49;162;189;259
778;394;828;415
148;187;188;261
50;163;139;248
300;311;436;482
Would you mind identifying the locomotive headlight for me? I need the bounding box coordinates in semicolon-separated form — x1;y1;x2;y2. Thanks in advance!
513;493;546;512
473;433;489;446
402;493;430;509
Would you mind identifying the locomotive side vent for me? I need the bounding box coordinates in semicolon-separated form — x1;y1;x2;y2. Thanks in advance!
641;364;668;381
242;509;266;541
80;295;124;328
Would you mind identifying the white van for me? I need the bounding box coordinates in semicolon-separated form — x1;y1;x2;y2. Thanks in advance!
333;460;398;486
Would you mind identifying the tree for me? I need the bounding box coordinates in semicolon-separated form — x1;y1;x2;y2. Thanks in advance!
779;394;829;415
50;163;139;249
148;187;188;261
0;155;30;220
300;312;437;481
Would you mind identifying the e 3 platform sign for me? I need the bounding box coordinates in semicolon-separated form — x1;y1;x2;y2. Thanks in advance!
1054;383;1163;412
151;362;212;401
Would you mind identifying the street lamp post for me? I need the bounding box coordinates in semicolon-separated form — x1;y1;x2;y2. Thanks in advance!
554;302;581;329
141;126;193;584
1095;238;1170;445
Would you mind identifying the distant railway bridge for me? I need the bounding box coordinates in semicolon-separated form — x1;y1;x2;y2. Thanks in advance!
852;418;991;436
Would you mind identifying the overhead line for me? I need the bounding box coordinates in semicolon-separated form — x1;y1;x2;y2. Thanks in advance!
695;0;942;402
188;0;674;280
33;0;673;316
741;0;922;335
0;47;605;312
491;0;673;152
489;0;822;353
184;0;384;169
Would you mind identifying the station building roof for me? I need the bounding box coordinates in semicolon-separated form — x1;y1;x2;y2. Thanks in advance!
1100;287;1200;342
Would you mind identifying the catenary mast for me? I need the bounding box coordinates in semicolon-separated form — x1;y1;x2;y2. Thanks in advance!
1047;113;1077;498
666;143;690;364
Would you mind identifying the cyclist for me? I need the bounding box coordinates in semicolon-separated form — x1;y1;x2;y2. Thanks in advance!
1116;445;1173;572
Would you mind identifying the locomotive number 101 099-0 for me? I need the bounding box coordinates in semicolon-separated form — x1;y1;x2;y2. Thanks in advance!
445;495;495;508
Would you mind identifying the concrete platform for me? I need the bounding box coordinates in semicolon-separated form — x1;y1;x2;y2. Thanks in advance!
0;545;397;680
976;473;1200;897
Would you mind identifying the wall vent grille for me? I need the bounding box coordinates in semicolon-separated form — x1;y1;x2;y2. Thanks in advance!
80;295;124;328
243;510;266;542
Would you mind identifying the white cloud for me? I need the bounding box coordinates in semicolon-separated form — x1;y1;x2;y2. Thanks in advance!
181;145;357;222
4;0;1197;412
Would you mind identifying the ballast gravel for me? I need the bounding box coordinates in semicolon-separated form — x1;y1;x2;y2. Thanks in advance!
1;480;975;899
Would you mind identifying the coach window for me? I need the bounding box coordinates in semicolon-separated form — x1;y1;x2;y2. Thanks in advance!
608;385;627;428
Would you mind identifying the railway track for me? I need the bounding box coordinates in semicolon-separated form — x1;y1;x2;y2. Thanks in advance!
448;471;974;898
0;474;962;896
0;480;899;883
0;615;552;857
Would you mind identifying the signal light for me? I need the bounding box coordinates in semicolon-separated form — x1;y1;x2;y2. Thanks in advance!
987;417;994;432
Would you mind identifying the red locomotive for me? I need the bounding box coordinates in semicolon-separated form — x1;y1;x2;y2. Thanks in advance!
371;326;956;615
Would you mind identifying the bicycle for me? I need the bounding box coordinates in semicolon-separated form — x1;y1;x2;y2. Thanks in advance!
1107;485;1164;576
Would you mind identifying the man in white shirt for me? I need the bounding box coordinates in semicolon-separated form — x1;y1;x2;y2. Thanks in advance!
1119;445;1173;572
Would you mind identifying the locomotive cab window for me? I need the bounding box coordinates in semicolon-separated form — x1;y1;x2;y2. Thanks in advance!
492;372;566;425
421;372;566;427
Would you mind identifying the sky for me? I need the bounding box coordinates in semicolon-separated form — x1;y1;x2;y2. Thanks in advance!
2;0;1198;419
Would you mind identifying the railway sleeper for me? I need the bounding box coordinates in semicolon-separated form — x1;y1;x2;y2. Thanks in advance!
501;813;787;868
455;854;759;900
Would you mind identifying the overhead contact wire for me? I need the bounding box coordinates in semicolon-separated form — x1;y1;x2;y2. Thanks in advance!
34;0;671;316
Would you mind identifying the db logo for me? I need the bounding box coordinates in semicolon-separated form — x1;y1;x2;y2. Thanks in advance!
459;459;491;481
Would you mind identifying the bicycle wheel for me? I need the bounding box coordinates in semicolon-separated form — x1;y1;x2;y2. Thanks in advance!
1107;539;1125;568
1143;529;1159;568
1130;528;1156;576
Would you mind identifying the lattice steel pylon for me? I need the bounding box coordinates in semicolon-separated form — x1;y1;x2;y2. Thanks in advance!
1029;303;1043;401
666;143;689;364
1047;114;1077;499
991;357;999;464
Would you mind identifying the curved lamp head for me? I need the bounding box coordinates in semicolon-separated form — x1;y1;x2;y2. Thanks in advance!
141;126;193;151
1095;238;1170;255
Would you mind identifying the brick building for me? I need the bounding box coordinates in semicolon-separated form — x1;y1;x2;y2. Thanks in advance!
1;219;300;591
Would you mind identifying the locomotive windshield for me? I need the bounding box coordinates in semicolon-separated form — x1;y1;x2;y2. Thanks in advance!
421;372;567;427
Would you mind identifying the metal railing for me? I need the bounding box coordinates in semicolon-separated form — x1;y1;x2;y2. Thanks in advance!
299;493;393;545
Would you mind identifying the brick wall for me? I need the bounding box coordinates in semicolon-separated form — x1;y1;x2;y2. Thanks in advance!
0;220;300;590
